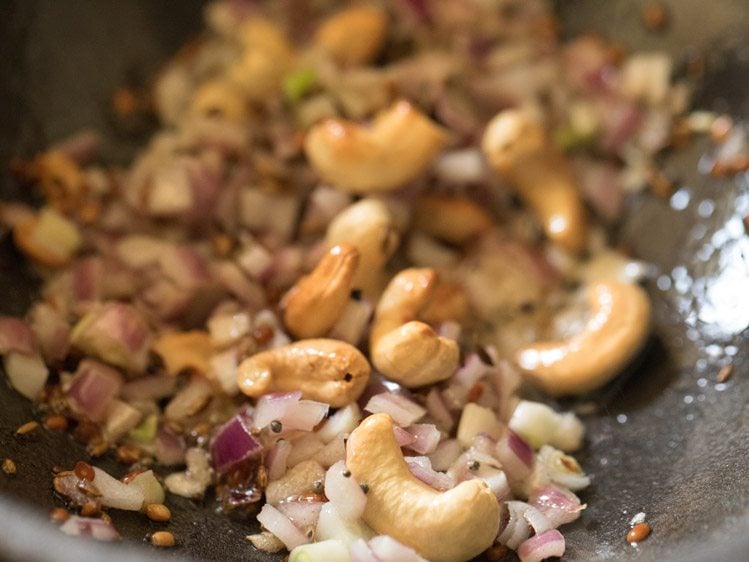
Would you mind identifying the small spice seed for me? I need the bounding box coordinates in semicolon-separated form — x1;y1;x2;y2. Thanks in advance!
151;531;176;547
145;503;172;522
2;458;17;476
468;459;480;471
270;420;283;433
627;522;652;543
50;507;70;524
16;421;39;435
74;461;95;481
44;415;69;431
359;483;369;494
312;480;323;494
341;469;351;478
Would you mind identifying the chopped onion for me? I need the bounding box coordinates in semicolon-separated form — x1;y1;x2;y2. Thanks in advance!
406;457;454;491
452;352;489;389
517;529;565;562
92;467;144;511
349;538;380;562
529;484;585;527
325;460;367;521
284;400;330;432
364;392;426;427
328;298;373;345
159;245;211;289
265;439;292;481
209;346;240;395
368;535;427;562
164;377;212;421
534;446;590;491
456;403;502;447
59;516;120;541
498;501;534;549
317;403;362;443
509;400;585;452
28;303;70;362
70;302;152;373
155;424;186;466
239;188;300;242
477;465;511;500
496;429;534;495
256;504;309;551
286;433;326;468
393;426;416;447
207;309;251;347
254;391;303;429
425;387;454;432
3;351;48;400
211;414;263;474
121;374;176;401
126;470;165;506
115;235;167;269
277;499;324;531
214;260;266;308
428;439;463;472
404;424;441;455
65;359;124;422
71;257;103;303
103;399;142;441
433;148;485;184
0;316;36;356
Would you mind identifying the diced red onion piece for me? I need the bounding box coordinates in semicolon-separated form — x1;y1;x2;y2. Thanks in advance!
66;359;124;422
254;391;303;429
365;392;426;427
496;430;534;494
428;439;463;472
369;535;426;562
394;425;416;447
28;303;70;362
211;414;263;474
0;316;36;356
59;516;120;541
575;159;625;222
265;439;292;481
155;424;186;466
277;500;323;531
349;538;380;562
70;302;151;373
214;260;266;308
72;257;103;303
91;467;144;511
498;501;534;549
357;374;406;410
121;375;176;401
453;353;489;389
529;484;585;527
406;458;454;491
159;245;211;289
405;424;441;455
517;529;565;562
325;460;367;521
256;504;309;551
425;388;454;432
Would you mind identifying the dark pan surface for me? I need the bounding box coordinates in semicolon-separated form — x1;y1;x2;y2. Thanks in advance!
0;1;747;560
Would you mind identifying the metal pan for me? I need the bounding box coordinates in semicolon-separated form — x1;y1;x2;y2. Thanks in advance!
0;1;747;560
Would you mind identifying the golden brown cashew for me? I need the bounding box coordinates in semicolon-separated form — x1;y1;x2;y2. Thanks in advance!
314;4;389;66
414;194;493;245
420;281;469;325
304;100;449;193
33;151;86;215
482;109;587;253
282;243;360;339
516;281;651;396
347;413;500;562
370;268;459;387
326;199;400;298
13;208;82;268
236;339;370;407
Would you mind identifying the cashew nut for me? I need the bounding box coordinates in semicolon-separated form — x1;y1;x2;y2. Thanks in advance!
347;413;500;562
413;194;493;245
482;108;587;253
189;80;248;122
282;243;359;338
305;100;449;193
420;281;469;325
516;281;651;396
33;151;86;215
13;207;82;268
370;268;459;387
326;198;400;298
314;4;389;66
237;339;370;407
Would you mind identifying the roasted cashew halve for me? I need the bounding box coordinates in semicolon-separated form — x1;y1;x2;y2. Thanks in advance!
482;108;587;253
282;243;359;339
516;281;651;396
304;99;449;193
347;413;500;562
236;338;370;407
369;268;460;387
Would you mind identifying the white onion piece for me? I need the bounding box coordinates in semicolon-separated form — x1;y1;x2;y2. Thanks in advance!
286;434;326;468
529;484;585;527
59;516;120;541
364;392;426;427
254;391;303;429
209;346;240;395
509;400;584;452
214;260;266;308
164;377;212;422
239;188;300;242
498;501;533;549
456;403;502;447
404;424;441;455
0;316;36;355
317;403;362;443
517;529;565;562
3;351;48;400
284;400;330;432
406;459;454;491
534;446;590;491
237;243;274;279
325;460;367;521
103;399;142;442
207;310;251;347
290;539;353;562
477;466;511;501
115;235;166;269
126;470;165;506
433;148;485;184
265;439;292;481
28;302;70;362
349;538;380;562
425;388;454;432
256;504;310;551
277;500;324;531
328;299;373;346
316;503;374;546
428;439;463;472
92;467;144;511
312;435;346;469
368;535;428;562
